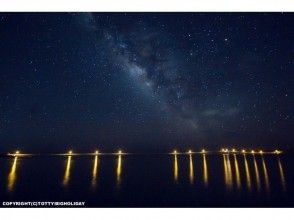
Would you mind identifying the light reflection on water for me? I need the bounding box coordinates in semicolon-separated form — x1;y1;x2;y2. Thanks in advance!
261;156;270;194
92;155;99;188
7;157;18;192
173;154;178;182
277;157;286;192
202;154;208;187
253;155;261;192
63;155;72;186
223;155;228;188
223;154;233;190
5;154;287;196
116;154;122;187
189;154;194;184
243;154;252;191
233;154;241;189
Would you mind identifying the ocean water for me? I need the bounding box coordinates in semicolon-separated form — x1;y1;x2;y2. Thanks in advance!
0;153;293;207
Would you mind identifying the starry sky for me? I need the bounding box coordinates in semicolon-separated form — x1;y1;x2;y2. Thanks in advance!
0;13;293;153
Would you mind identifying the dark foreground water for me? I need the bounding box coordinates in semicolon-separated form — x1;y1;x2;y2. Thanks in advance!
0;153;293;207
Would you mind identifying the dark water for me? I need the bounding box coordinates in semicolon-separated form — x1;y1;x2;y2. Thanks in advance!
0;153;293;207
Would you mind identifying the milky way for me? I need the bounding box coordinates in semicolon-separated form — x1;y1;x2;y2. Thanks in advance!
0;13;292;151
98;18;243;134
82;13;292;143
103;25;202;124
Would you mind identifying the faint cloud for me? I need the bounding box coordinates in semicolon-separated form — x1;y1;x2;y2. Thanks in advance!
202;108;239;117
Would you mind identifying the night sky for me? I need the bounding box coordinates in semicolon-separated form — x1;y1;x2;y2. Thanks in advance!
0;13;293;153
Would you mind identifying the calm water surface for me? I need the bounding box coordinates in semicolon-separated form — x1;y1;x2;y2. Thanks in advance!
0;154;293;207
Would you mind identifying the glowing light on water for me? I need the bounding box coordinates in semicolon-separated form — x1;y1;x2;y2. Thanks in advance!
92;155;99;187
253;156;261;192
116;154;122;186
3;149;288;193
243;154;252;191
174;154;178;182
63;155;72;186
261;156;270;194
225;155;233;189
7;156;18;192
202;154;208;187
223;155;232;189
189;154;194;184
277;158;286;191
223;155;227;186
233;154;241;189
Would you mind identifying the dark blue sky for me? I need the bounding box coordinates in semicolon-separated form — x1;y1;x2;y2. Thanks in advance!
0;13;293;153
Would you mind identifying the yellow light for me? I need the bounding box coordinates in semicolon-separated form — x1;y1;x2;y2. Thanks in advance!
189;154;194;184
118;150;122;155
68;150;72;155
243;154;252;191
174;153;178;182
203;154;208;186
251;150;255;154
233;154;241;189
92;155;98;187
201;149;206;153
277;158;286;191
224;155;233;189
173;150;177;155
7;156;18;192
259;150;263;154
232;149;236;153
261;157;270;193
116;154;122;186
15;151;20;154
223;155;228;188
242;149;246;153
221;148;225;152
274;149;282;154
225;148;229;153
95;150;99;155
63;155;72;186
253;155;261;191
188;150;192;154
